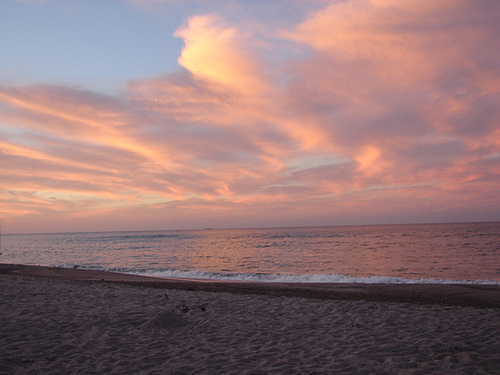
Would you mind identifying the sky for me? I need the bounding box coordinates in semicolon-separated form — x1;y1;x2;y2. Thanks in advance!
1;0;499;234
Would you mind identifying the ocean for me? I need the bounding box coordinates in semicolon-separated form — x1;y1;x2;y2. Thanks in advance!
2;222;499;284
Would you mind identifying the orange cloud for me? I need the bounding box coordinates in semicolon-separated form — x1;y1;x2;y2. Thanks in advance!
175;14;270;96
1;1;500;232
0;88;166;165
355;145;382;173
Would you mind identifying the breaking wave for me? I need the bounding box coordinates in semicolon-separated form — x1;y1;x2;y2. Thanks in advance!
124;268;500;285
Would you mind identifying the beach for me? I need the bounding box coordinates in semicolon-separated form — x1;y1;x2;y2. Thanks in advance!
1;265;500;374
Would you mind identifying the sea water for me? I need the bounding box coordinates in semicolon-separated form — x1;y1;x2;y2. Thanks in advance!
1;222;499;284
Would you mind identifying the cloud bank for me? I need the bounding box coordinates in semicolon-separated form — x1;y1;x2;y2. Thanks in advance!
1;0;499;232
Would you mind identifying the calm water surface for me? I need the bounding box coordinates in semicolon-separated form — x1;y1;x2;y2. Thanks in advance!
2;222;499;283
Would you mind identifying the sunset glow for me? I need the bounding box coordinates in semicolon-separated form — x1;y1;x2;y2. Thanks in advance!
1;0;499;233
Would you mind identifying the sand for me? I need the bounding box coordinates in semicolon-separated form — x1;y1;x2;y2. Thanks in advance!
1;264;500;374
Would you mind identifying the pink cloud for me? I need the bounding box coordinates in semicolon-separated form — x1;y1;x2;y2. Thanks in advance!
282;0;500;185
1;0;499;232
174;14;270;95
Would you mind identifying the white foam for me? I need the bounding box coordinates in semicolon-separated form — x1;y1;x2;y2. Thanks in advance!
131;268;500;285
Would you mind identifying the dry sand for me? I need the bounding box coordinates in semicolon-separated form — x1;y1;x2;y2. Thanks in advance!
1;264;500;374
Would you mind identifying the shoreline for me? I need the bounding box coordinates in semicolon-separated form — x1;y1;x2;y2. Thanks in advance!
2;263;500;373
2;263;500;308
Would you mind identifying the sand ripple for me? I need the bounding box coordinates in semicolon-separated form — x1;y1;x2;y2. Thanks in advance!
1;275;500;374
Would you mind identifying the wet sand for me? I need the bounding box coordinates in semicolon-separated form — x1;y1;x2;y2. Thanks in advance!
1;264;500;374
2;263;500;308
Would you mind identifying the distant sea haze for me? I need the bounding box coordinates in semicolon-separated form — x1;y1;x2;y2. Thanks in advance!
2;222;499;284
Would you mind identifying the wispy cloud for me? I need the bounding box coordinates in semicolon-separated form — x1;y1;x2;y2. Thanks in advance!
1;0;499;232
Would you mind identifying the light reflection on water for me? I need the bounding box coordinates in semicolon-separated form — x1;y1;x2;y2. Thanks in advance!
2;222;499;282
